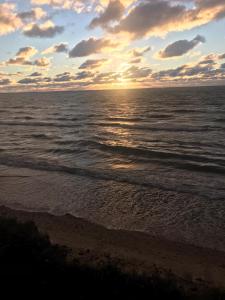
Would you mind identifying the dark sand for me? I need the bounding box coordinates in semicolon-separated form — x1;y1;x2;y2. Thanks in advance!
0;205;225;288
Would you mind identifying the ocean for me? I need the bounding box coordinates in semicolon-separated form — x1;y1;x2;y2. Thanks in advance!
1;86;225;250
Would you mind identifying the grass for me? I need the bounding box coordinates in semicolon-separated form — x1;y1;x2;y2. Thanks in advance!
0;216;224;299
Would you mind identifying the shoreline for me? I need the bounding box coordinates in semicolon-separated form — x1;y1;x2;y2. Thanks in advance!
0;205;225;288
1;164;225;252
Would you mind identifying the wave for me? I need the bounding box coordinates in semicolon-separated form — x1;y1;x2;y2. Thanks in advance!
46;148;84;154
30;133;53;140
0;152;223;201
54;140;79;146
0;121;81;128
103;117;145;122
78;140;225;167
13;116;35;120
0;120;223;133
86;122;222;133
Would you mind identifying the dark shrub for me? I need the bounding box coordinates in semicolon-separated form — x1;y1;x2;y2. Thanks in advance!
0;216;224;299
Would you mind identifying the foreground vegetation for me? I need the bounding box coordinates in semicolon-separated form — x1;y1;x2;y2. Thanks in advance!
0;216;224;299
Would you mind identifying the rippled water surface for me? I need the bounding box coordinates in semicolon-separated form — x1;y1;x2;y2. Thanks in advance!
1;87;225;249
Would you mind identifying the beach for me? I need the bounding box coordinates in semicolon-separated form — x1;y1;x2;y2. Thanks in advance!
1;204;225;288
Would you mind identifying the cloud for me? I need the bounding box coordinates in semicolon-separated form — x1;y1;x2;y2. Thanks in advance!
111;1;185;38
23;21;64;38
92;71;120;84
43;43;69;54
0;4;46;36
0;71;21;77
18;78;40;84
18;8;47;21
79;58;107;69
110;0;225;39
0;78;11;86
0;3;23;36
198;54;217;66
10;50;225;91
16;46;38;59
6;58;32;66
33;57;50;67
31;0;132;14
31;0;97;13
18;77;51;84
75;71;94;80
219;53;225;59
130;58;142;64
131;46;151;57
5;46;50;67
54;72;75;82
196;0;225;18
27;0;225;42
123;65;152;79
158;35;206;58
151;55;225;82
69;37;117;57
6;46;37;66
89;0;124;29
30;72;42;76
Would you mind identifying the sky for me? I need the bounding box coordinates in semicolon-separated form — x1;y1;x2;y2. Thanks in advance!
0;0;225;92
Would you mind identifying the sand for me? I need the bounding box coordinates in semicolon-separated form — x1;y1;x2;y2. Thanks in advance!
0;205;225;288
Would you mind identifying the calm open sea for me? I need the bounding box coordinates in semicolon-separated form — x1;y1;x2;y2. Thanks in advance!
1;86;225;249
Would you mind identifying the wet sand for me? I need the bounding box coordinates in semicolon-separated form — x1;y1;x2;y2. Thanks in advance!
0;205;225;288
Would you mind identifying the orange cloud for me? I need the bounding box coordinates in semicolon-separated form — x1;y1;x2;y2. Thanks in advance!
0;3;22;35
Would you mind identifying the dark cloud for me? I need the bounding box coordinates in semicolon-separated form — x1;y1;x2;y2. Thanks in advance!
43;43;68;54
30;72;42;77
23;22;64;38
17;8;46;21
54;43;68;53
6;47;50;67
92;72;120;84
0;78;11;85
110;0;225;39
89;0;124;29
16;46;37;58
152;65;187;80
123;65;152;79
33;57;50;67
8;57;50;67
18;10;37;20
7;57;33;66
130;58;142;64
159;35;205;58
79;58;107;69
196;0;225;19
69;38;117;57
111;1;186;38
18;78;40;84
75;71;94;80
54;72;74;82
219;53;225;59
18;77;51;84
132;46;151;57
221;63;225;69
151;55;225;82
